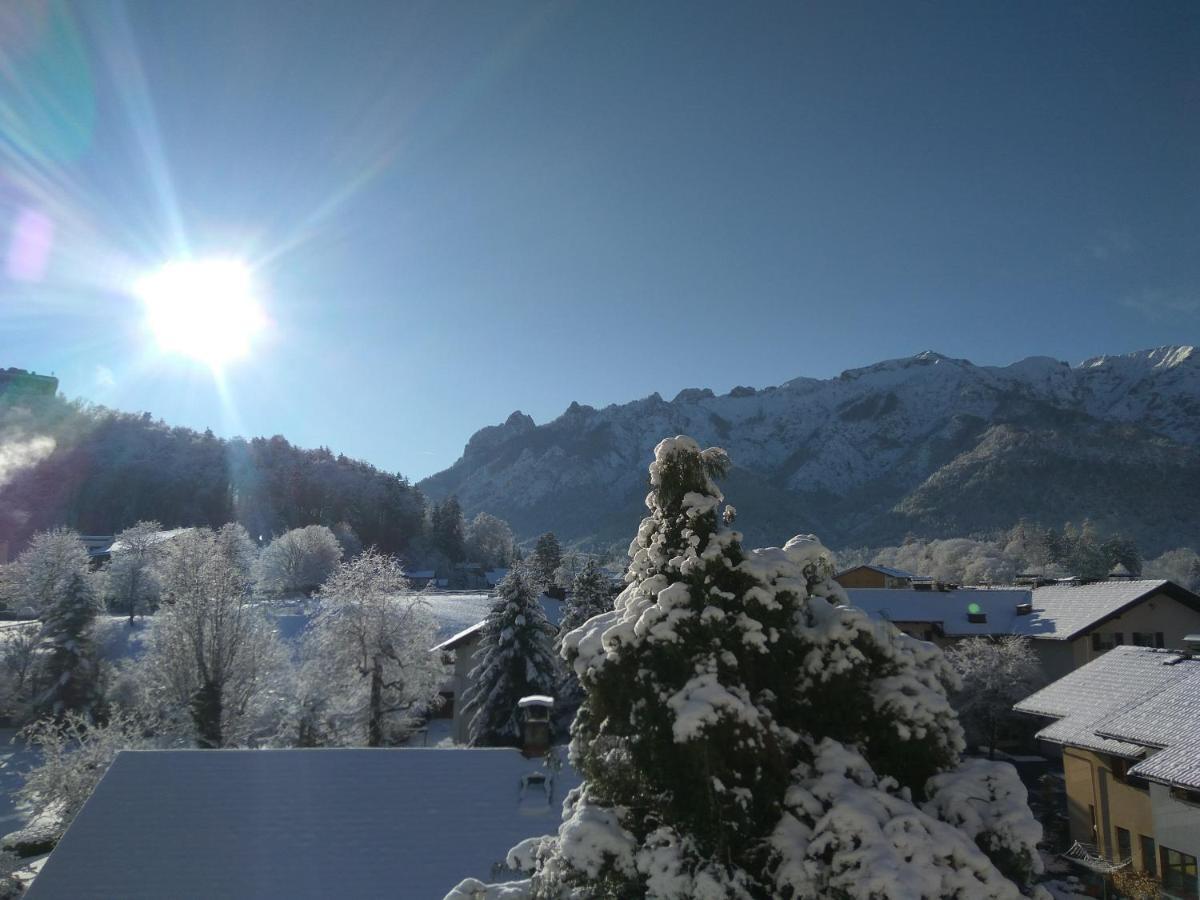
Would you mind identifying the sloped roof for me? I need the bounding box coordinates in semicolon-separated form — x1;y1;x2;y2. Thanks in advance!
1095;663;1200;750
837;564;915;580
1093;663;1200;789
26;748;580;900
430;594;565;652
1014;646;1193;758
846;588;1031;637
1021;579;1194;641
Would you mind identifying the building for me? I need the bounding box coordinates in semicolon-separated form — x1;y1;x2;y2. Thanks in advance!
1015;645;1200;898
433;594;564;743
26;743;579;899
834;564;916;589
847;579;1200;680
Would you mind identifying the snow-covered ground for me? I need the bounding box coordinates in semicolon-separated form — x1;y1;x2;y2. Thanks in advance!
0;728;39;839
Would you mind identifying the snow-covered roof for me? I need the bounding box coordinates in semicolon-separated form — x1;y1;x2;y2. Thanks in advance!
1021;579;1195;641
518;695;554;708
846;580;1198;642
422;592;496;642
27;748;580;900
430;594;565;652
1014;646;1195;759
846;588;1031;637
1094;663;1200;789
837;564;915;580
105;528;192;555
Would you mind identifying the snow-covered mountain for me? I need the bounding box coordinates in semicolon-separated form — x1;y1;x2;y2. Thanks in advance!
420;347;1200;553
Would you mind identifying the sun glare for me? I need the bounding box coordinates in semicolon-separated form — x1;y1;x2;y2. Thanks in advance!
134;259;266;369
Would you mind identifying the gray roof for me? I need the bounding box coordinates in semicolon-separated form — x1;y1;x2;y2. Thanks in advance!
1092;663;1200;789
1095;664;1200;750
1022;579;1183;641
847;579;1195;642
1128;738;1200;789
27;748;580;900
1013;645;1192;758
846;588;1031;637
839;564;915;580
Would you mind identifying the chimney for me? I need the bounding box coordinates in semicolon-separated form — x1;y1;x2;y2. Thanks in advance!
518;695;554;758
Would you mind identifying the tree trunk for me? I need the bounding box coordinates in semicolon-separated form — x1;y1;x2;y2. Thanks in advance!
368;658;384;747
192;680;223;748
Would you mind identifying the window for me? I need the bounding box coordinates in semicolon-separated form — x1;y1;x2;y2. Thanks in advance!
1161;847;1199;899
1116;827;1132;863
1133;632;1156;647
1157;631;1166;648
1092;633;1117;652
1142;835;1157;876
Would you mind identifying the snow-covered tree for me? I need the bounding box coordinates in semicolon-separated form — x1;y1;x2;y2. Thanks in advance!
559;559;615;636
136;525;289;747
466;512;516;569
431;497;467;565
0;528;91;615
10;711;162;851
36;570;104;721
0;625;39;721
254;525;343;596
460;569;559;747
554;560;615;718
330;521;363;560
1144;547;1200;591
107;520;166;625
947;636;1044;760
449;436;1043;898
528;533;563;592
300;549;442;746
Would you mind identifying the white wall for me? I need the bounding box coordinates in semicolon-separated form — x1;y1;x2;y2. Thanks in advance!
1150;782;1200;896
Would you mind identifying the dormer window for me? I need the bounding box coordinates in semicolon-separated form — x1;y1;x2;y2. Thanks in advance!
1015;602;1033;616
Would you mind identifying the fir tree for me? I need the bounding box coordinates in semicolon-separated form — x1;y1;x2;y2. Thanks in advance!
529;532;563;592
37;572;103;721
460;569;559;747
554;559;615;718
452;436;1044;898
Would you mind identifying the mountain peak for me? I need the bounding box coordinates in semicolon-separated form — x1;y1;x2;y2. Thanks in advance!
1080;345;1196;372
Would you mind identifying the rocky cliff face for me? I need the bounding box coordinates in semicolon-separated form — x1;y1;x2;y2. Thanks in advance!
420;347;1200;552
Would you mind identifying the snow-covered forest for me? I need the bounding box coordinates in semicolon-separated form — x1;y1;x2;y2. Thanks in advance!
837;522;1200;589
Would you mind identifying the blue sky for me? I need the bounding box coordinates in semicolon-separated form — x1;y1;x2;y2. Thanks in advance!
2;0;1197;480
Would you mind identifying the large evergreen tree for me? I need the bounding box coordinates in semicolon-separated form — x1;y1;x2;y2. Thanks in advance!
528;532;563;592
451;436;1043;898
37;572;103;721
460;569;559;747
554;559;615;718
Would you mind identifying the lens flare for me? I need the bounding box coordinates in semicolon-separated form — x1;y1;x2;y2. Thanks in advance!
134;259;266;369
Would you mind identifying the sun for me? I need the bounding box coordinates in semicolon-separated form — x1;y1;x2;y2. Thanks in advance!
134;258;266;369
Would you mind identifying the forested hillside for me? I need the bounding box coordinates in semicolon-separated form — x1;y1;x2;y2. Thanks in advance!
0;393;426;556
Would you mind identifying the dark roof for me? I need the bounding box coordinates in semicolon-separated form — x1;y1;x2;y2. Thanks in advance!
836;564;916;580
27;749;580;900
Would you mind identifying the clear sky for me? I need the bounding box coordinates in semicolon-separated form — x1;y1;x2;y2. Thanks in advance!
2;0;1197;480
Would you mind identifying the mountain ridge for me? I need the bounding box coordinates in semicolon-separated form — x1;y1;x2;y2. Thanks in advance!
420;346;1200;553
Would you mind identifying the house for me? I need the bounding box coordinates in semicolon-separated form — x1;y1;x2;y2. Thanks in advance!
26;741;579;899
1015;645;1200;898
847;579;1200;680
432;594;564;743
834;564;916;589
